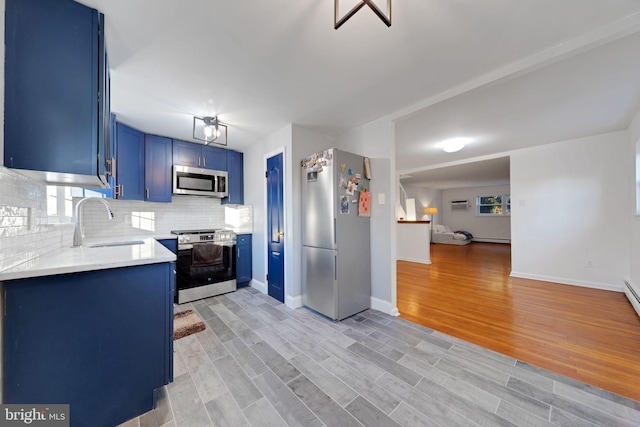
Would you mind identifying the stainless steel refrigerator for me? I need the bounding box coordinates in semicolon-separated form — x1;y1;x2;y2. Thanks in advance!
301;148;371;321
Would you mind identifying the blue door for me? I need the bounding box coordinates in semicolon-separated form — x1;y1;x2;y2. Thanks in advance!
267;153;285;303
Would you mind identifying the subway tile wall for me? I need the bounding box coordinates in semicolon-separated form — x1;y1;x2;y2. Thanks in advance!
0;166;228;271
79;196;226;238
0;167;73;272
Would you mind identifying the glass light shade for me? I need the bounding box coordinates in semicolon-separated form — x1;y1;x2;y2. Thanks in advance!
193;116;227;146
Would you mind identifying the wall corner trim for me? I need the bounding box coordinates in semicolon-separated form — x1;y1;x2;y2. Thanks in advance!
371;296;400;316
286;294;302;309
249;280;267;295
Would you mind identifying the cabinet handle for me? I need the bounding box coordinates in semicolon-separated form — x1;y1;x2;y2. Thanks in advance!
203;157;206;168
237;248;240;258
198;157;201;167
145;188;149;199
121;184;124;197
106;156;116;177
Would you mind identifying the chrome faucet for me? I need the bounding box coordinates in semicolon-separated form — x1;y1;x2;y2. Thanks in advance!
72;197;115;247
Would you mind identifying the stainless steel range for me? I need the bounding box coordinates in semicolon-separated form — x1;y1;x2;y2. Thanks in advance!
171;229;237;304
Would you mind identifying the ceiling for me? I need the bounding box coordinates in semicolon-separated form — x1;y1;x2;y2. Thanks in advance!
400;157;510;190
79;0;640;183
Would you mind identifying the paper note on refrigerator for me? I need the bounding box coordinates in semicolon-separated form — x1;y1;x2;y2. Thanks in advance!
358;191;371;217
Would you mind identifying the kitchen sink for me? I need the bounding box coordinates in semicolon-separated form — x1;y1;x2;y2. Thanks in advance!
87;240;145;248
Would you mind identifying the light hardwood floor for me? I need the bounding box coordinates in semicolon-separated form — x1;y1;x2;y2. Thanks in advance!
397;242;640;402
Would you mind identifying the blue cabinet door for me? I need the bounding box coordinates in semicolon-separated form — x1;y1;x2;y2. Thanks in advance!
4;0;107;185
157;238;178;254
224;150;244;205
236;234;252;286
145;135;173;202
173;140;202;167
4;262;174;427
202;145;227;171
117;123;145;200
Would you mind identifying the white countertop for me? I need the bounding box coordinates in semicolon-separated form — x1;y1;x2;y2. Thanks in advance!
0;236;176;282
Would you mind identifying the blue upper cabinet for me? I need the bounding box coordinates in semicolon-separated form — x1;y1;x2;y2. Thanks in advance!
202;145;227;171
224;150;244;205
172;140;202;168
116;123;145;201
145;135;173;202
173;140;226;171
4;0;109;188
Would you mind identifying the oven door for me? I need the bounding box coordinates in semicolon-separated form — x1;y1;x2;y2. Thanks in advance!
175;243;236;303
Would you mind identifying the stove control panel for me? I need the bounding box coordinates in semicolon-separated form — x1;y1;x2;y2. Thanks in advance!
174;230;236;247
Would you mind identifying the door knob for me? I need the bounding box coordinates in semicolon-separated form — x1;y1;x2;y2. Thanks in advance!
278;232;284;237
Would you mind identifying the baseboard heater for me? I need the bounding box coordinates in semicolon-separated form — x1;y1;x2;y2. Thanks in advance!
624;280;640;317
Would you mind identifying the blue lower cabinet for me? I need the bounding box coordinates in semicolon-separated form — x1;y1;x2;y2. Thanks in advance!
236;234;252;286
157;238;177;254
3;262;174;427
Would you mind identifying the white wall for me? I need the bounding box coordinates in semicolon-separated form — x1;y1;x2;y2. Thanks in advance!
627;108;640;309
511;131;632;291
244;124;292;297
441;184;511;242
243;123;335;307
337;117;397;315
402;185;442;224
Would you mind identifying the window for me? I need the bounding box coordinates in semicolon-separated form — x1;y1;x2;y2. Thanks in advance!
477;194;510;216
46;186;105;223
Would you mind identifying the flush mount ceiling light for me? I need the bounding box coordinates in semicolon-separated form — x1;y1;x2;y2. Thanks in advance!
193;116;227;146
442;138;470;153
335;0;391;30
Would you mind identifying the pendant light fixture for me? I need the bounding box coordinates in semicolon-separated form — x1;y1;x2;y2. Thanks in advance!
334;0;391;30
193;116;227;146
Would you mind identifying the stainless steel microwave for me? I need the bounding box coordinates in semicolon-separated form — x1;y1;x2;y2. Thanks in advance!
173;165;228;198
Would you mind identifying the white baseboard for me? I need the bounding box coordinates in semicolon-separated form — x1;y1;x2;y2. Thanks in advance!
624;280;640;318
370;296;400;316
509;271;623;293
396;257;431;265
286;294;303;309
248;281;302;309
472;238;511;244
249;279;267;294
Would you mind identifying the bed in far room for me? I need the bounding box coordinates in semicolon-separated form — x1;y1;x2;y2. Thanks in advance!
432;224;472;245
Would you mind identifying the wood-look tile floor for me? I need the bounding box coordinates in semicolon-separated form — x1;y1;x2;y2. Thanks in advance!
119;286;640;427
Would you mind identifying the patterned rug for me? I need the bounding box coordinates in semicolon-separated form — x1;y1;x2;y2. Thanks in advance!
173;309;205;340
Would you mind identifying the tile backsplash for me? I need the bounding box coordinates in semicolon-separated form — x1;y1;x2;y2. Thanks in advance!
78;195;226;238
0;165;229;272
0;167;72;272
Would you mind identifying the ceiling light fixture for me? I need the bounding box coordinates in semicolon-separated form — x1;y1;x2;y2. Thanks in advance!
335;0;391;30
442;138;469;153
193;116;227;146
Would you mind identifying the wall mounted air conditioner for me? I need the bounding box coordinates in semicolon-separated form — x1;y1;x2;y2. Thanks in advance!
451;200;469;211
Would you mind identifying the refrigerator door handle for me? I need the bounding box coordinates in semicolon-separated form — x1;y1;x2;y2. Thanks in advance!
335;254;337;280
333;218;337;249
